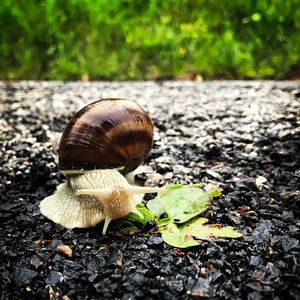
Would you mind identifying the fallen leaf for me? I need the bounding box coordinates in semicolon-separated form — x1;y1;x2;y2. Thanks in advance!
146;198;166;219
115;184;242;249
183;218;242;240
160;218;242;248
149;184;220;224
115;258;123;268
57;245;72;257
162;231;200;248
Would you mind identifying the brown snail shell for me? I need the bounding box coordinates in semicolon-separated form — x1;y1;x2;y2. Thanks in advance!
59;98;154;175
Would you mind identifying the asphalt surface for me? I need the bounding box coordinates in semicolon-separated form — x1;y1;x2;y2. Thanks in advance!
0;81;300;299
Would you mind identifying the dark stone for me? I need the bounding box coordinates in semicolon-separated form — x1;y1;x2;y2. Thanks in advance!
249;256;263;267
131;273;145;286
63;261;84;281
147;236;164;248
274;235;299;252
166;280;184;295
88;273;100;283
13;267;38;286
45;270;62;285
30;255;43;268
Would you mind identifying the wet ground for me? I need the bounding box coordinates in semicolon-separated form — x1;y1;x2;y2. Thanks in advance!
0;81;299;299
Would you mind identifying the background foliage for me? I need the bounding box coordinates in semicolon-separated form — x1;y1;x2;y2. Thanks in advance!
1;0;299;80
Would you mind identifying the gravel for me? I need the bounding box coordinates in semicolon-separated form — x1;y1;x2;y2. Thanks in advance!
1;80;300;299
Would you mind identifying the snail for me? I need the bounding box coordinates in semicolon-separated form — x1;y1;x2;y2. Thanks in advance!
40;99;165;234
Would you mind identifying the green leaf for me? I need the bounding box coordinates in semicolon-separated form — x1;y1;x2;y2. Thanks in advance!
115;184;242;249
156;217;172;227
155;184;220;224
207;226;243;238
251;12;261;22
207;186;222;198
160;218;242;248
110;219;140;234
161;223;200;248
126;212;145;224
126;203;154;225
161;231;200;248
136;203;154;223
112;204;154;234
147;197;166;220
181;218;243;240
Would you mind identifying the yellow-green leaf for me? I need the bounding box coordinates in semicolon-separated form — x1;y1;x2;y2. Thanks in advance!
146;198;166;219
161;232;200;248
116;184;242;249
151;184;220;224
160;219;242;248
181;218;243;240
160;223;200;248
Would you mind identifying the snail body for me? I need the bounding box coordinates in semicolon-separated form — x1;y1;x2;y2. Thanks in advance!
40;99;164;234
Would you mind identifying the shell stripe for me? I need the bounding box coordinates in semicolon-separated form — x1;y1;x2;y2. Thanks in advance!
59;99;153;174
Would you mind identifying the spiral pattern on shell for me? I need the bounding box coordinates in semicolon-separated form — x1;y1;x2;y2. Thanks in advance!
58;99;154;175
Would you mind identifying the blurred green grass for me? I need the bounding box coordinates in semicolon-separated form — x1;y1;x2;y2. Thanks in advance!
1;0;299;80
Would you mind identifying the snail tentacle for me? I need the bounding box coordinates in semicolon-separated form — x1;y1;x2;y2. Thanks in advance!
103;216;112;235
75;188;112;198
126;185;167;196
75;186;166;198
